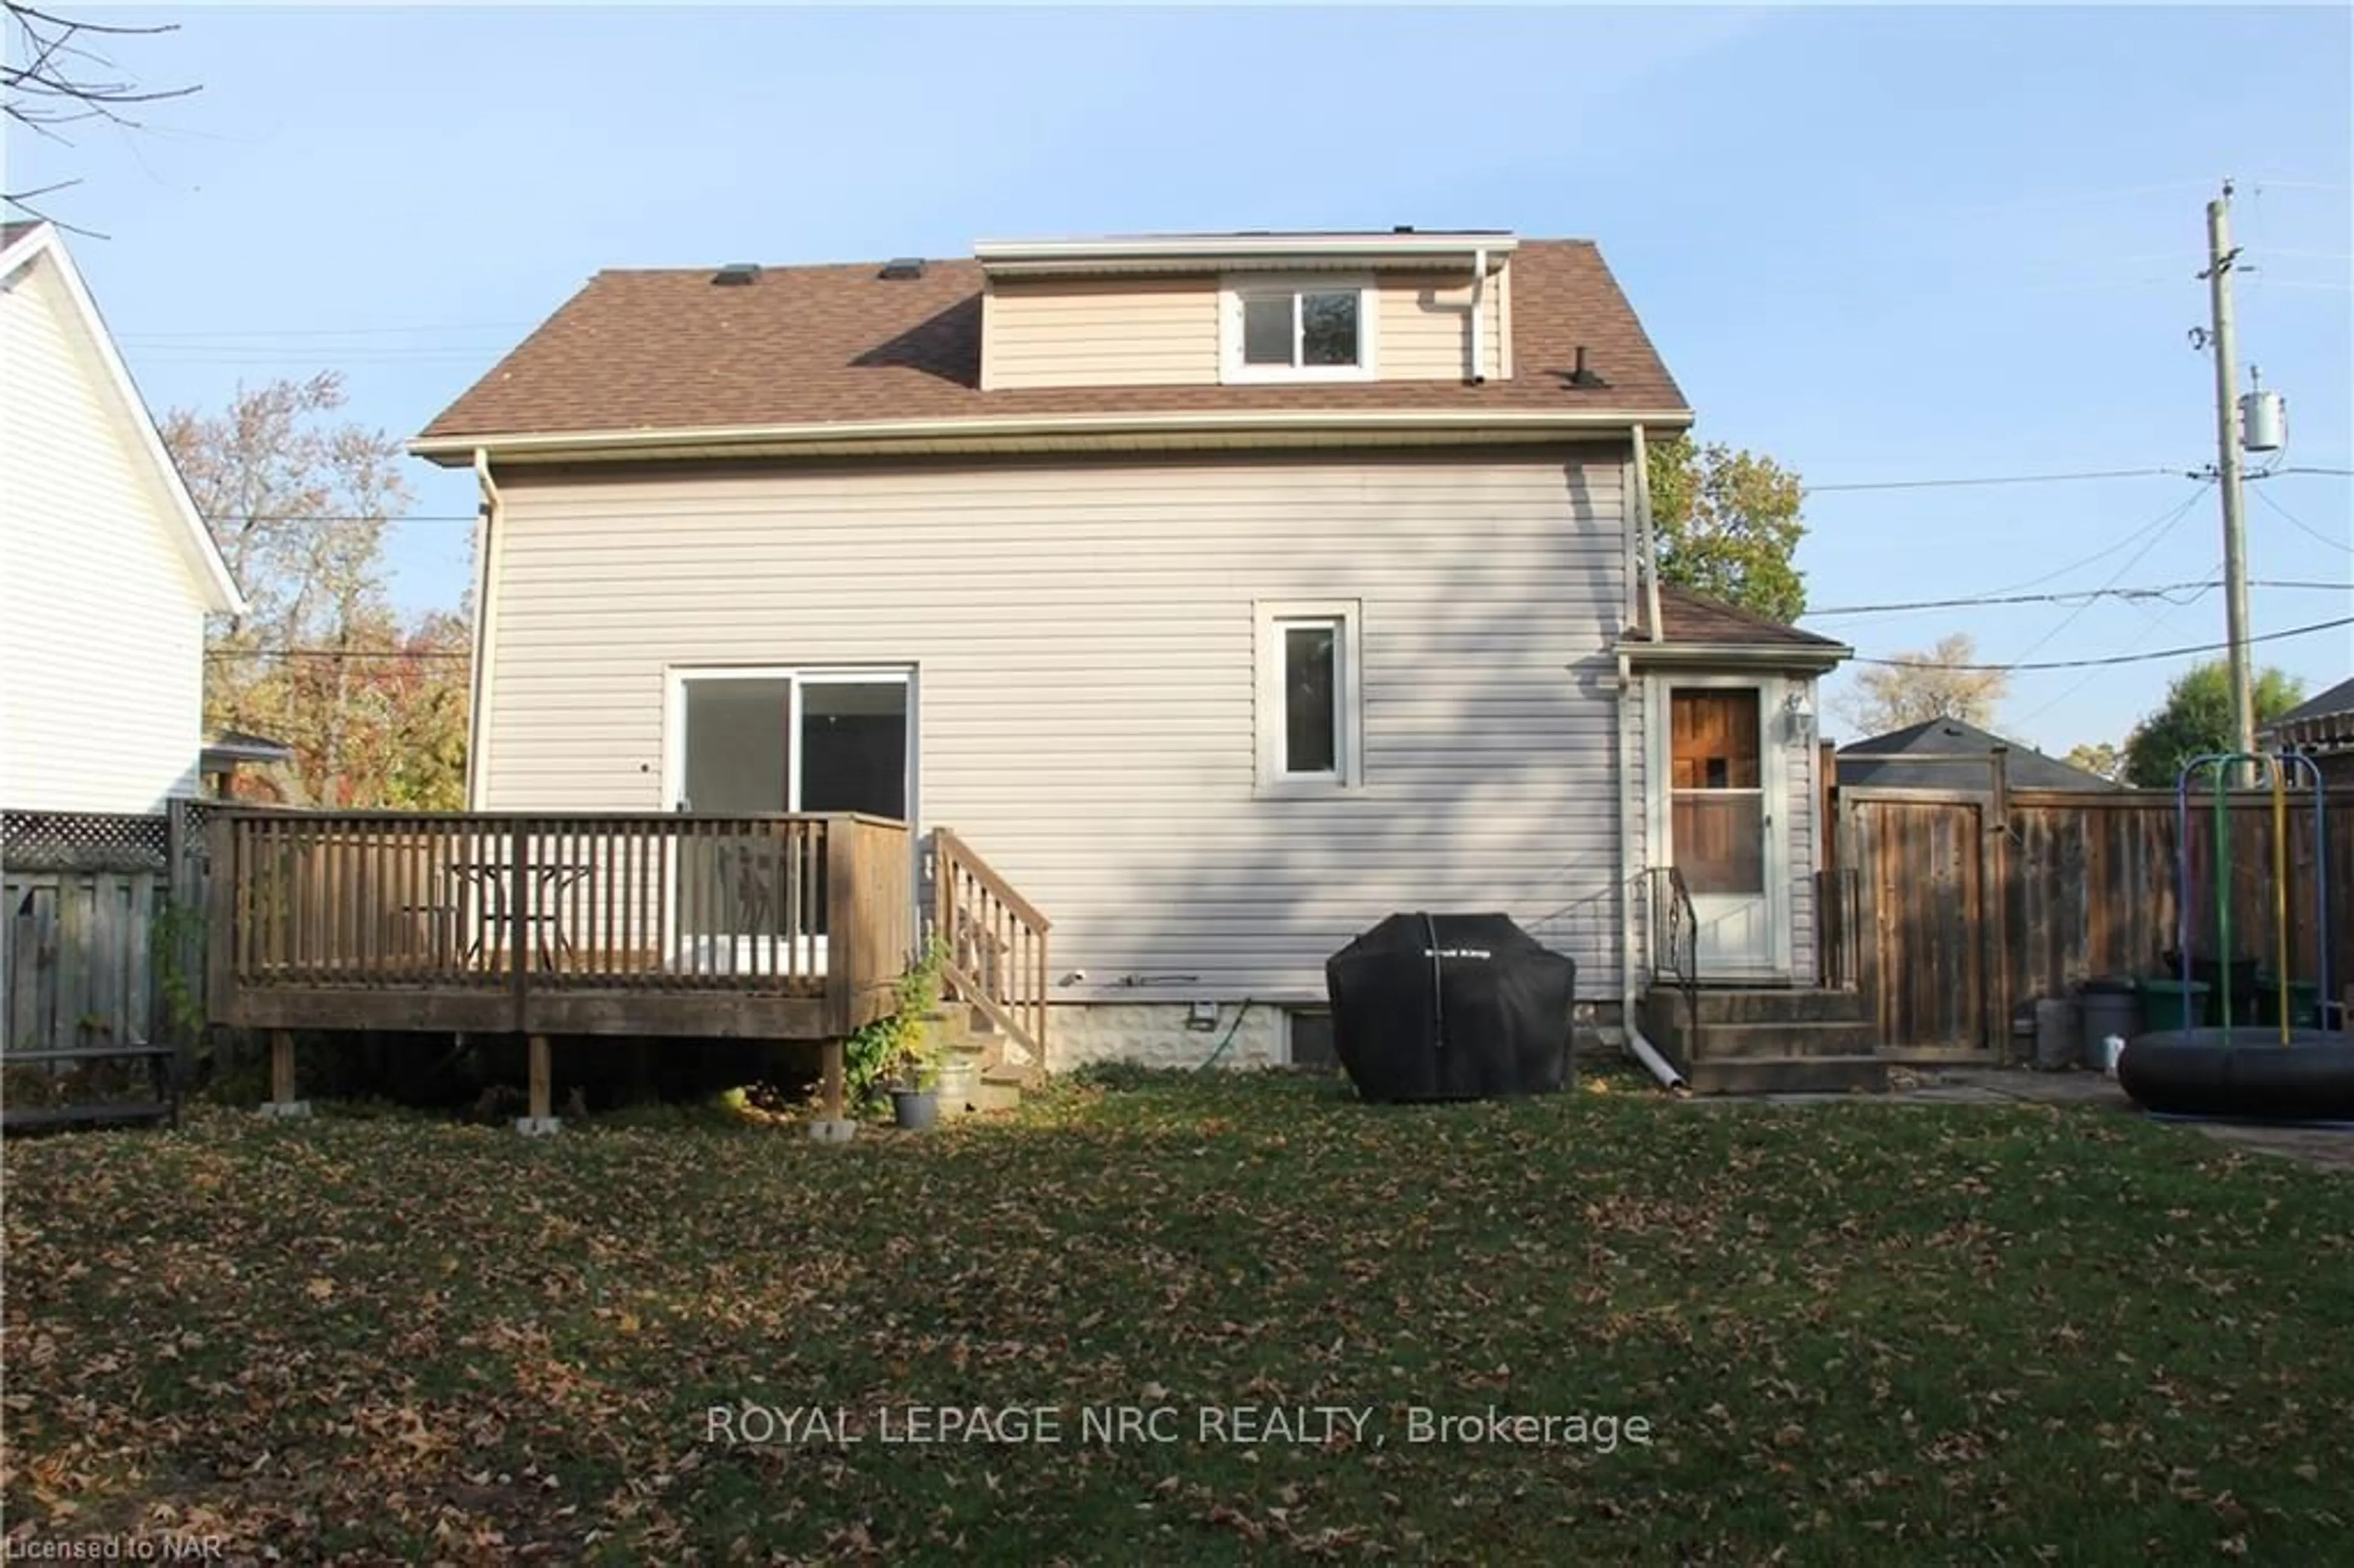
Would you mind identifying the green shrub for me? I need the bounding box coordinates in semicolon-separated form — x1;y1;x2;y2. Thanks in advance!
840;937;947;1107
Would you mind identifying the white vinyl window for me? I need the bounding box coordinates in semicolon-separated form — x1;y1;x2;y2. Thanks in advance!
1255;601;1363;791
1222;278;1377;382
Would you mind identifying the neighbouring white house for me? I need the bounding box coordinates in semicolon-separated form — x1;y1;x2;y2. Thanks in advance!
401;227;1864;1091
1;219;246;815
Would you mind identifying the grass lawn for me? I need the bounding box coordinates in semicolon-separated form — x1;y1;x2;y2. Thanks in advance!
4;1070;2352;1564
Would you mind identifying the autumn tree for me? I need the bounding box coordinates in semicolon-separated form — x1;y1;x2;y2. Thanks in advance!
1645;433;1808;623
4;4;196;225
164;375;470;809
2121;661;2307;789
2063;741;2123;782
1835;631;2010;737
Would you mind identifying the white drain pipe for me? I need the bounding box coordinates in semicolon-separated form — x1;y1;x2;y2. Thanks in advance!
1615;647;1685;1090
1468;248;1488;385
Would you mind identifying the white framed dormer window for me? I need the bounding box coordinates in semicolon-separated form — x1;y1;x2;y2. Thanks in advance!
1221;276;1378;383
1255;600;1363;792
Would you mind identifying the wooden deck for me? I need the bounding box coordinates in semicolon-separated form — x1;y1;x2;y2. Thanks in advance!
204;810;915;1042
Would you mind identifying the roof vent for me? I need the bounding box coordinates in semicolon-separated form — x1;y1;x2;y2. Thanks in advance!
879;257;926;281
712;262;761;286
1566;345;1611;389
1392;224;1416;234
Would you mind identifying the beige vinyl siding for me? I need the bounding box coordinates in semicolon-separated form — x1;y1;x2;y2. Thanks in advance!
481;449;1634;999
982;276;1219;390
981;265;1512;389
0;259;208;813
1376;267;1509;382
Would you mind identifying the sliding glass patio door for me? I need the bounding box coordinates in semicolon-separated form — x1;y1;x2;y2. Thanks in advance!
674;670;909;818
671;669;912;948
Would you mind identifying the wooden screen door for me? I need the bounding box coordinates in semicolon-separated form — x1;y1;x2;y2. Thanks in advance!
1667;685;1778;976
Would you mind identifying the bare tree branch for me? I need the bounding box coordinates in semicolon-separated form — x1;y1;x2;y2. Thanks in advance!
3;2;199;224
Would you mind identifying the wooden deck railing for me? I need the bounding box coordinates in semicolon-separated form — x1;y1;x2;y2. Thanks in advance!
205;810;912;1040
931;828;1050;1079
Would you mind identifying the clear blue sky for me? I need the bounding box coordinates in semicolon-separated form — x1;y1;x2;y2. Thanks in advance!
16;5;2350;755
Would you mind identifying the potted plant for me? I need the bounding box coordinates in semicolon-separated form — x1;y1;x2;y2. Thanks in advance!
888;1027;943;1131
839;938;949;1130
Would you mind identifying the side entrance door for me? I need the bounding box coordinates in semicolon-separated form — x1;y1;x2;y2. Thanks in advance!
1661;682;1785;978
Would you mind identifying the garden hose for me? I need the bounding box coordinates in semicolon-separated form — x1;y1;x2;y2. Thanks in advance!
1197;999;1255;1071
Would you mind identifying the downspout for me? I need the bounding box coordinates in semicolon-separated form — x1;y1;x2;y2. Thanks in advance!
1618;647;1685;1089
1631;422;1663;643
466;447;502;812
1468;248;1488;385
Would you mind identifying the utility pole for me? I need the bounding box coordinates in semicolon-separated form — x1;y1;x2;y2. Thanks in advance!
2201;180;2257;769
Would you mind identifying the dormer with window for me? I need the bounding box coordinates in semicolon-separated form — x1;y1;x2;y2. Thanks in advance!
975;231;1514;392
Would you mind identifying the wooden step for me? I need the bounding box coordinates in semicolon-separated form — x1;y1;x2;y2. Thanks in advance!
1645;987;1872;1027
1679;1021;1881;1061
1688;1056;1891;1096
973;1070;1024;1114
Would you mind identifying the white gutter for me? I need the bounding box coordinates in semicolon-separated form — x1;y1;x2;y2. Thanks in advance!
1621;641;1852;674
1617;648;1685;1090
465;448;503;812
411;406;1697;463
1631;422;1663;644
1468;248;1488;386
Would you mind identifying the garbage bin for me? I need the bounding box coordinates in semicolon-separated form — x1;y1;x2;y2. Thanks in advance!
2138;976;2210;1033
2164;952;2260;1027
2033;997;2079;1071
2078;976;2141;1066
2254;973;2323;1029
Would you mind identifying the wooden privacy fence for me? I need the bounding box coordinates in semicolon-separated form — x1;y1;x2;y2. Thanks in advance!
4;804;208;1128
1837;783;2354;1052
4;805;207;1052
207;809;913;1040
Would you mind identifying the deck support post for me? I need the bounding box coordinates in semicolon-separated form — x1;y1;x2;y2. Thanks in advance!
517;1033;560;1135
259;1029;310;1119
809;1036;856;1143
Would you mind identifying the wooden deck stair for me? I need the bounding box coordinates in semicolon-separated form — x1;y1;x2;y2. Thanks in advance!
928;1002;1035;1116
1640;986;1887;1095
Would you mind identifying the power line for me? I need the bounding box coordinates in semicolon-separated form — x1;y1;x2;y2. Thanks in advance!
120;321;531;340
205;648;470;661
2009;558;2222;731
1808;467;2183;494
1804;577;2350;618
203;513;477;524
1852;614;2353;673
1950;481;2217;605
2250;485;2353;552
1998;485;2214;668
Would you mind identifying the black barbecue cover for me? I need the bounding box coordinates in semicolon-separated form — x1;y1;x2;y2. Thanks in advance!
1324;913;1575;1103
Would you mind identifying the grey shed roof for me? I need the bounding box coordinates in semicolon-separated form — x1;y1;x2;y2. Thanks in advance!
2263;674;2354;752
1837;717;2125;792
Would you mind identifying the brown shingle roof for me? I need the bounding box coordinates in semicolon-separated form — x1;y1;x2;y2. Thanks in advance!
1643;584;1848;651
417;239;1686;444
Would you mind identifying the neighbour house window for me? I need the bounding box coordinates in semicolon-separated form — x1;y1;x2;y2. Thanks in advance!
1224;280;1376;382
1256;601;1362;790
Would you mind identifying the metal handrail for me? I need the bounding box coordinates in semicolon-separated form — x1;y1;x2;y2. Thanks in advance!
1648;865;1701;1057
